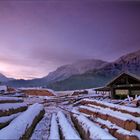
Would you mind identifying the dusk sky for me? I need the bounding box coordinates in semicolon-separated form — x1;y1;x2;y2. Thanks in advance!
0;0;140;79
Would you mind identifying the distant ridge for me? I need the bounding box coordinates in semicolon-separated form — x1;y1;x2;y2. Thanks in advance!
43;59;108;83
47;49;140;90
4;49;140;90
0;73;14;82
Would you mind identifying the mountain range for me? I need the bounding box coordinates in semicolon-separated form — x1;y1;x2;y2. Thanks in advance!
0;73;14;82
1;49;140;90
44;59;107;83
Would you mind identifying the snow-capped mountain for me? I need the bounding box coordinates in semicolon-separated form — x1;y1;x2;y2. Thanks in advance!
99;49;140;76
44;59;108;82
47;49;140;90
116;49;140;63
5;49;140;90
115;49;140;74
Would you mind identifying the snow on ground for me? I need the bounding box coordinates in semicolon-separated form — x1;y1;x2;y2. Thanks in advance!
55;88;96;96
19;87;47;90
38;96;52;100
31;98;76;139
0;103;44;139
55;90;74;96
31;99;67;139
31;113;51;140
24;96;44;105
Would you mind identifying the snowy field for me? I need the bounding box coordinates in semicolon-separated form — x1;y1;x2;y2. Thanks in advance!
0;90;140;140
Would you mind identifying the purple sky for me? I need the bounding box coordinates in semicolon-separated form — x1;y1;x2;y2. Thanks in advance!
0;0;140;79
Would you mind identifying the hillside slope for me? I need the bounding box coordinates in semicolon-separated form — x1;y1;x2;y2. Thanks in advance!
47;49;140;90
0;73;13;82
44;59;108;83
5;49;140;90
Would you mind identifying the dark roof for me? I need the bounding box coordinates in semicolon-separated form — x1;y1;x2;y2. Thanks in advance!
106;72;140;87
94;86;110;91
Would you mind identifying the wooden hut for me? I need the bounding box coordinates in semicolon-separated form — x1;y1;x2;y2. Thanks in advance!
95;72;140;99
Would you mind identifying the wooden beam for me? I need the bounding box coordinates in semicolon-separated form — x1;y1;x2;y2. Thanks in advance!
114;84;140;88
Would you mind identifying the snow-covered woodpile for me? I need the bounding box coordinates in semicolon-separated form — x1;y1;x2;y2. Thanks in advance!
57;111;81;140
21;88;56;96
49;113;60;140
71;114;116;140
32;96;140;140
78;105;137;131
0;97;28;129
0;112;21;129
1;93;140;140
0;96;45;139
0;103;27;117
73;98;140;140
0;103;45;139
78;99;140;117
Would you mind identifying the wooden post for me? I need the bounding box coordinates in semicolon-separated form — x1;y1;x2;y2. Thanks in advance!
111;87;115;99
129;89;131;96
